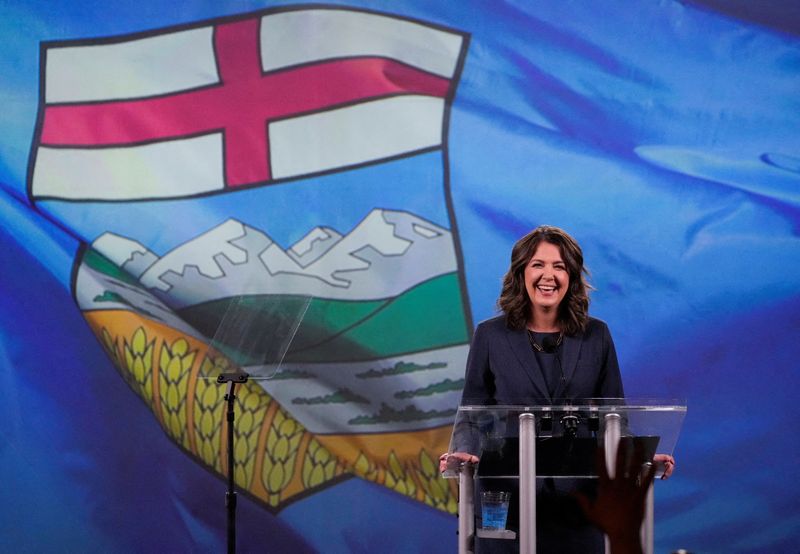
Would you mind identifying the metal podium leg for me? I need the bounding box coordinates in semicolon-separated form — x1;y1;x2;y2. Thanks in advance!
458;462;475;554
604;413;622;477
604;413;621;554
519;413;536;554
642;480;654;554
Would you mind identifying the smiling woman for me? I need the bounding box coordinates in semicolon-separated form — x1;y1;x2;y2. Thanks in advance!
524;242;569;324
444;225;630;553
499;226;591;337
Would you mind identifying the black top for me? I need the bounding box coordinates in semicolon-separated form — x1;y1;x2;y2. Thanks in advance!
529;331;562;397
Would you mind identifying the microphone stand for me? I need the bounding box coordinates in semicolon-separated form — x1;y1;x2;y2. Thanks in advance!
219;371;250;554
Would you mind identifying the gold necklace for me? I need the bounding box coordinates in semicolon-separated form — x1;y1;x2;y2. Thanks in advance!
527;330;563;352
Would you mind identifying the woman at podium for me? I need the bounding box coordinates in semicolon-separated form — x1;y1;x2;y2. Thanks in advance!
446;225;628;553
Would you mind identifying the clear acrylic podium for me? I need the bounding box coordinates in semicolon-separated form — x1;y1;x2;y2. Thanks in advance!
442;399;686;554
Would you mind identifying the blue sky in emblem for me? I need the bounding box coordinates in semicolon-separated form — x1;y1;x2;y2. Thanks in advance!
37;150;450;254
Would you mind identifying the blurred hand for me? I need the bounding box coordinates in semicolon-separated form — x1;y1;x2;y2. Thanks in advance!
576;442;656;554
438;451;480;473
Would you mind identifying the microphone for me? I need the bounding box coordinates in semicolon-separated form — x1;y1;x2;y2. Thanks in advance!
541;336;559;353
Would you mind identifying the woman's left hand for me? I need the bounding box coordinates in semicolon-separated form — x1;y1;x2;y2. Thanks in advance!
438;451;480;473
652;453;675;479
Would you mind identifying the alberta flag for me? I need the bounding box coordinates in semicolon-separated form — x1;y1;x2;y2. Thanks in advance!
2;1;799;553
29;3;472;524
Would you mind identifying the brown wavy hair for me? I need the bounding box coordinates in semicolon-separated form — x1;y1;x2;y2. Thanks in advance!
497;225;592;335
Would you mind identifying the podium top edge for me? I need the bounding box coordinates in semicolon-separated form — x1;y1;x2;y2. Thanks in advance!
458;399;687;411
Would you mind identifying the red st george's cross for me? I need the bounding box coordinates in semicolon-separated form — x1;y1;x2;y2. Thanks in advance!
40;18;452;187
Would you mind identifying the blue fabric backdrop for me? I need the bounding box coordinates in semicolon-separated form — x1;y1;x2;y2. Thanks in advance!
1;1;799;553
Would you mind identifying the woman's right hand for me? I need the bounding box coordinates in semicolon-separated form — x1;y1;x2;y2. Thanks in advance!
438;451;480;473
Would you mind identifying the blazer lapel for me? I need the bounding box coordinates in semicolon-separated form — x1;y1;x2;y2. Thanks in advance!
554;331;583;400
505;326;551;402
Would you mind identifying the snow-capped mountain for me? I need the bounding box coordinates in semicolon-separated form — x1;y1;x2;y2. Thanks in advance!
287;226;342;267
90;209;457;308
92;232;158;279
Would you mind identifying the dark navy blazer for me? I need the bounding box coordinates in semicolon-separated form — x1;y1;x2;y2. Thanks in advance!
461;315;624;406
